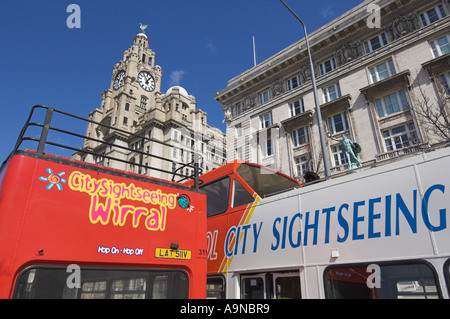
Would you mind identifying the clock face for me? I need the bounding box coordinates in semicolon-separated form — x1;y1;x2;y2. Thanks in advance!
138;71;155;92
113;71;125;90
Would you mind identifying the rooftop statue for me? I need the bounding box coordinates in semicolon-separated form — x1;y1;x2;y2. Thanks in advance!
139;23;148;34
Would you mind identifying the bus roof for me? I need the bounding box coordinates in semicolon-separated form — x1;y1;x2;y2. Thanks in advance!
187;160;301;198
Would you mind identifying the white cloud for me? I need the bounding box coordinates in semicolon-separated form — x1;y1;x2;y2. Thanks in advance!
320;6;335;19
206;39;217;53
169;70;185;86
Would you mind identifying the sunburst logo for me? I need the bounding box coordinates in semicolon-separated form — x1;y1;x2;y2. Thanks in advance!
39;168;67;191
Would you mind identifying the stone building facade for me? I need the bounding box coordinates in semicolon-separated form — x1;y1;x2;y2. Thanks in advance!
74;31;226;181
215;0;450;181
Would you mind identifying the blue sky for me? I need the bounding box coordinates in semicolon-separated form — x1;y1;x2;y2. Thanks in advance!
0;0;363;162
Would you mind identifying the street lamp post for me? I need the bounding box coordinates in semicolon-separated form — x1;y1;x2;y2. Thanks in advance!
280;0;332;179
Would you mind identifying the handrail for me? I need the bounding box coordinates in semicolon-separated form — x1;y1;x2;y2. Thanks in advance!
2;105;202;190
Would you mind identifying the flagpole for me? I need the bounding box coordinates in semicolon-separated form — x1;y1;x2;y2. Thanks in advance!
253;36;257;67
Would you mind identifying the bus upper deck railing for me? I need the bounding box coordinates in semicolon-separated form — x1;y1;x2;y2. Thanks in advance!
3;105;202;190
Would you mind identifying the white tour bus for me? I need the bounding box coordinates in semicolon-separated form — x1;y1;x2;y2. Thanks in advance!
203;146;450;299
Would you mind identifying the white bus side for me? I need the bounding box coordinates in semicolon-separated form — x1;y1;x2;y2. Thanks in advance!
219;147;450;299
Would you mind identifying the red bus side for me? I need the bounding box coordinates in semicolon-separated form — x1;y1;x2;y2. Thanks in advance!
0;152;207;298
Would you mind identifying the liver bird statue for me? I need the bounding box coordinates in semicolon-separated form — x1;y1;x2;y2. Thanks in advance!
139;23;148;34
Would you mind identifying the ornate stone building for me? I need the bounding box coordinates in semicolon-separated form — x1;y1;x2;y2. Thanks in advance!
216;0;450;181
74;30;226;181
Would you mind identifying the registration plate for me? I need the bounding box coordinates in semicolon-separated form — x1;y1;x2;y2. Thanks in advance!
155;248;192;260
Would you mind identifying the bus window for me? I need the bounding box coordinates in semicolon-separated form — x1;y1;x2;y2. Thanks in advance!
445;259;450;297
241;275;265;299
235;164;299;198
232;178;254;208
200;177;230;217
274;274;301;299
14;266;189;299
325;262;440;299
207;275;225;299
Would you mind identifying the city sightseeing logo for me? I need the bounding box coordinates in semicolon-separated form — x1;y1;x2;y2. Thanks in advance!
37;168;195;232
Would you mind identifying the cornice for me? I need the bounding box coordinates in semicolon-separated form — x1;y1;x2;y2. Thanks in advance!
215;0;443;106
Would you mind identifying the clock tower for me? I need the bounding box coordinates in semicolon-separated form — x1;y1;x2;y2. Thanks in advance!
77;30;163;170
74;26;226;180
109;31;162;130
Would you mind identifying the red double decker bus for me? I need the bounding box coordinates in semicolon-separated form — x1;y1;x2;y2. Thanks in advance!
0;106;207;299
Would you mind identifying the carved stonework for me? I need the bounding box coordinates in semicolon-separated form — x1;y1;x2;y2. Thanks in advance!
300;64;311;82
221;104;232;123
271;79;285;97
385;13;419;40
243;93;257;110
335;41;362;65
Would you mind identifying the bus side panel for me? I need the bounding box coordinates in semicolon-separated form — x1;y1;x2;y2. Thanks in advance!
0;155;38;298
0;154;207;298
190;192;208;299
210;148;450;298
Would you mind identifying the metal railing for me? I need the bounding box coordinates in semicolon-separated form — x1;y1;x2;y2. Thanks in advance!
3;105;202;190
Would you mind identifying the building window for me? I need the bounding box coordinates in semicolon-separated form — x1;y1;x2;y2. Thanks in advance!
235;102;242;116
420;4;446;27
369;59;396;83
287;75;301;91
382;123;418;152
235;124;243;137
173;130;179;142
260;112;273;129
439;71;450;95
327;112;349;134
430;34;450;58
295;155;313;177
364;33;388;54
374;90;409;118
262;138;274;157
289;99;305;117
123;117;128;125
125;103;130;111
140;96;148;110
236;146;244;160
258;89;271;104
172;147;178;159
292;126;310;147
323;83;341;103
319;57;337;76
331;144;347;166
